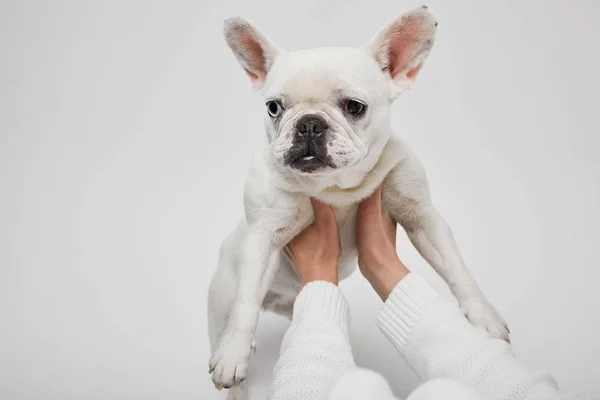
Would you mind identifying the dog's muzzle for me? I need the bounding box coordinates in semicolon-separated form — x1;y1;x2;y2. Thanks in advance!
284;114;336;173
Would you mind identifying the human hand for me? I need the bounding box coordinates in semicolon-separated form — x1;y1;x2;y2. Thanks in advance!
356;185;409;301
285;198;341;289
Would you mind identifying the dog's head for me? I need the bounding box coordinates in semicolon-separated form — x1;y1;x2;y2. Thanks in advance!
224;6;437;177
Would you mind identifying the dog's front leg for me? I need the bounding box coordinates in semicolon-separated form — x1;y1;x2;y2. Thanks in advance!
209;229;280;390
383;158;510;342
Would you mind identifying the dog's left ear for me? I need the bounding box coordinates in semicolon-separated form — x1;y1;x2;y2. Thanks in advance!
365;6;438;96
224;17;281;91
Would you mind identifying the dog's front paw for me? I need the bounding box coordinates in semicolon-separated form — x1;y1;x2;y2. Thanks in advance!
461;296;510;343
209;332;253;390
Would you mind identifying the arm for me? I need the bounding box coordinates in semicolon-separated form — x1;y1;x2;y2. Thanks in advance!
268;199;397;400
269;281;400;400
267;281;356;399
356;186;590;400
378;273;589;400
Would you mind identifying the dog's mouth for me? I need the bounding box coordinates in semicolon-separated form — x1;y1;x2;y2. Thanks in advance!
290;155;326;173
286;151;335;173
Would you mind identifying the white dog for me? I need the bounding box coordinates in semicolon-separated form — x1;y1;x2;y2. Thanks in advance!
208;6;509;399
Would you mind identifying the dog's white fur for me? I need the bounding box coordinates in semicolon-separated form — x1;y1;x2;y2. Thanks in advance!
208;7;508;399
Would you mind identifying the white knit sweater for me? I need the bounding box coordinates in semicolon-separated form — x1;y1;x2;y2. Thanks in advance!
267;273;589;400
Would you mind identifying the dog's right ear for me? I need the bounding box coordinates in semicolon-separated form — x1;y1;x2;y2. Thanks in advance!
223;17;280;90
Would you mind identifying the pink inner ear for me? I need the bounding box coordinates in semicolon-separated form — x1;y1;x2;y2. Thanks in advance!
406;64;422;80
387;21;421;80
240;34;267;83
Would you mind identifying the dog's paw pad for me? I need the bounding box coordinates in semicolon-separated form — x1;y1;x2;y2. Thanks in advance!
209;333;252;389
461;296;510;343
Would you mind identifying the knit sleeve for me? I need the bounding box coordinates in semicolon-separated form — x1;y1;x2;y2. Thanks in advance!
377;273;590;400
267;281;356;400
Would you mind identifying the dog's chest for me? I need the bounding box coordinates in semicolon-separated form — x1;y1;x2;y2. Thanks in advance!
333;203;359;233
333;204;360;274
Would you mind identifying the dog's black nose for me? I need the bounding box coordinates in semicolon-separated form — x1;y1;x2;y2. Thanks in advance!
296;115;328;138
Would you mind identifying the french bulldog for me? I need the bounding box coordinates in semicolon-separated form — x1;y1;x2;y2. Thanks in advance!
208;6;509;399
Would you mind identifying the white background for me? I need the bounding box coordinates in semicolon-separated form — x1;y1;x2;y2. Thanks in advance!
1;0;599;399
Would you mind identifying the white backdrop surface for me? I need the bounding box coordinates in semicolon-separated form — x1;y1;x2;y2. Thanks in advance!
1;1;599;399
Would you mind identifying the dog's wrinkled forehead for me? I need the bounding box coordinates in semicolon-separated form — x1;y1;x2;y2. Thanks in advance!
264;48;385;104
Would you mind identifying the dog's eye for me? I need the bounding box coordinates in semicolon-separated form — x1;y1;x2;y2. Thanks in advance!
343;100;365;116
266;101;283;118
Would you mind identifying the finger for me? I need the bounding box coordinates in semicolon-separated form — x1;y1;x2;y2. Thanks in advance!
310;197;336;224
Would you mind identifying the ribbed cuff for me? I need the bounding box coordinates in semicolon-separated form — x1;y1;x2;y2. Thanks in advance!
294;281;350;332
377;273;439;352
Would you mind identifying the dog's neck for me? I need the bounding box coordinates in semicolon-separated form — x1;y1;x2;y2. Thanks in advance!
332;172;367;190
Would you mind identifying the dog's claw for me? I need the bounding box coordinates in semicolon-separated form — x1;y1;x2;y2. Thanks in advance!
251;339;257;353
216;384;223;391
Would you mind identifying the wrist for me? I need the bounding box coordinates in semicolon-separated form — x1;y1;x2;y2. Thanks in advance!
359;257;409;301
299;263;339;289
